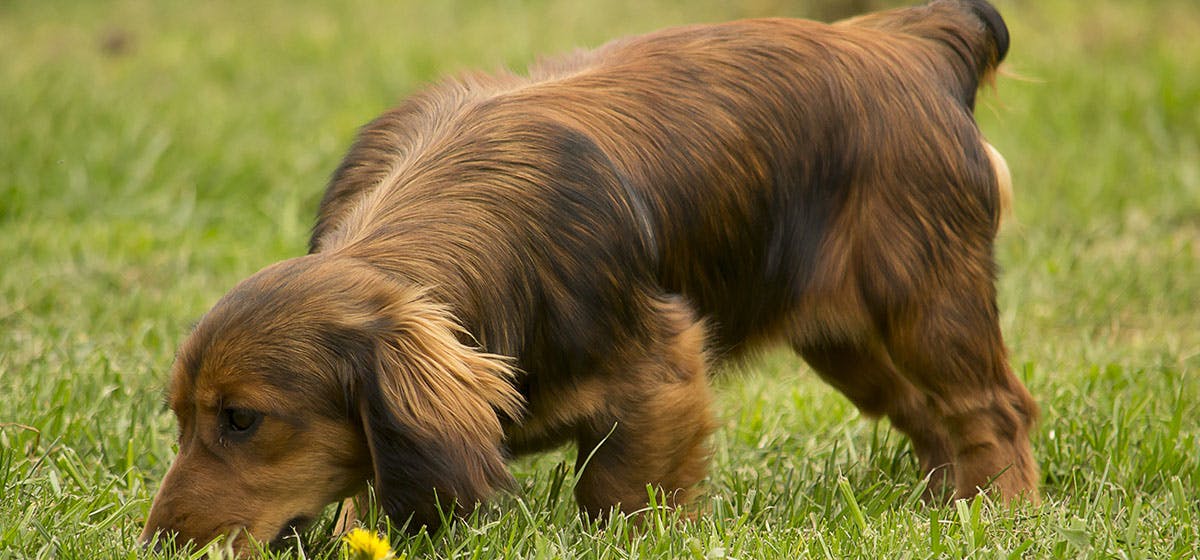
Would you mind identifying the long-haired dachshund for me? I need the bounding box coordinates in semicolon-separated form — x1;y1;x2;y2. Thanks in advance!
142;0;1038;551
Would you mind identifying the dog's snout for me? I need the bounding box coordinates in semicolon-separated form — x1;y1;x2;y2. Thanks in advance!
138;529;165;553
139;526;186;554
272;516;313;546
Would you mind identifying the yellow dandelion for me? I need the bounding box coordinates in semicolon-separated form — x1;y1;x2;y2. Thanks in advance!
341;528;396;560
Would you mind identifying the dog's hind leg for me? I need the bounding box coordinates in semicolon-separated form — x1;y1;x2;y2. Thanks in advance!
872;268;1040;504
796;341;956;501
572;297;716;519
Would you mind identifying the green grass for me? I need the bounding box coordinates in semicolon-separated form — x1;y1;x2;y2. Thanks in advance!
2;0;1197;558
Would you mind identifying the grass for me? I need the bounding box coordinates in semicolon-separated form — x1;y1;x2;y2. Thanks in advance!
2;0;1197;557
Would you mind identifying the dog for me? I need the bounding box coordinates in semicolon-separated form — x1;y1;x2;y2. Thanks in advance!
142;0;1037;551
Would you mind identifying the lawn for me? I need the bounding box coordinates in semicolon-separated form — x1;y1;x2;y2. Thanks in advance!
2;0;1197;558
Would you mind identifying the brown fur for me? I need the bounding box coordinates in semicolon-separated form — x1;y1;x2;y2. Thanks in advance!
142;0;1038;552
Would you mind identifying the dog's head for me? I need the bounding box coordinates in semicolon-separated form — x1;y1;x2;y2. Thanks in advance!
140;255;522;552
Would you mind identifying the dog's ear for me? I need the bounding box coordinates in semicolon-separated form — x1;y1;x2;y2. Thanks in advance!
353;287;523;532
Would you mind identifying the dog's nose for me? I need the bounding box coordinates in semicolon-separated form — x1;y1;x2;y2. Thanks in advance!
139;537;159;553
271;516;314;547
138;527;170;553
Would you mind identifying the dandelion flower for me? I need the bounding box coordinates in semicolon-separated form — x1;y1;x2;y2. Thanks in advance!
342;528;395;560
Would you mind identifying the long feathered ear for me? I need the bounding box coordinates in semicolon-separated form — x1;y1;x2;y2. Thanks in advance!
354;287;523;532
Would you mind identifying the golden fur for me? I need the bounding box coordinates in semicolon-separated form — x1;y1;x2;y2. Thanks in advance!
143;0;1038;552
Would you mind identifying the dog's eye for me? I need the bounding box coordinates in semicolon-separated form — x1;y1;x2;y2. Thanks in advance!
223;408;261;434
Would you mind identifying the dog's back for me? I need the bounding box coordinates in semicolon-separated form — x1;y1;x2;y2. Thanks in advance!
312;0;1011;355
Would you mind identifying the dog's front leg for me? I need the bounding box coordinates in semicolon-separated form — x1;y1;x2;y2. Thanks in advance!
572;298;716;519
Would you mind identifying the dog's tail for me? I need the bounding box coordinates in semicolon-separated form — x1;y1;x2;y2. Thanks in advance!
983;140;1013;220
840;0;1013;221
839;0;1009;111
